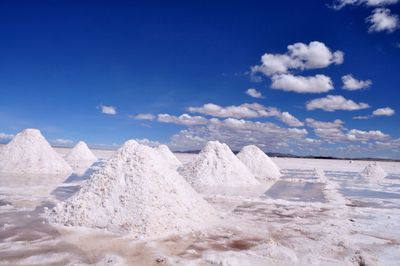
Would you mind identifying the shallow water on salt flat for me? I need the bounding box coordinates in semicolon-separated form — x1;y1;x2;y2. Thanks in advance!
341;188;400;199
264;181;326;202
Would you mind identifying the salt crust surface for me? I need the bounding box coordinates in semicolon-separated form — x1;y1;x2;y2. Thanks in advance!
0;128;72;175
47;140;216;237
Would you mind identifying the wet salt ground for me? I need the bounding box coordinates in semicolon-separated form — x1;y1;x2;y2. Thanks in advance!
1;158;400;265
264;181;326;202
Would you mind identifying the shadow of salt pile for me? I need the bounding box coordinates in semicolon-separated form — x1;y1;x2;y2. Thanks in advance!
51;161;105;201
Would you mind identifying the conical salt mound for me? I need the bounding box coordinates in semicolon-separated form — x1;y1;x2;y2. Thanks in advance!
65;141;97;167
180;141;259;188
0;128;72;175
46;140;216;237
155;144;182;169
237;145;281;182
360;162;386;181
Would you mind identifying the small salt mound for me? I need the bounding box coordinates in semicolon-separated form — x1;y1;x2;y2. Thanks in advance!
65;141;97;170
236;145;281;181
155;144;182;169
0;128;72;175
360;162;386;181
46;140;216;237
314;168;328;183
180;141;259;188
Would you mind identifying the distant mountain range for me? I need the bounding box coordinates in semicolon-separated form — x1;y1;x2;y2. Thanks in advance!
1;143;399;162
174;150;400;162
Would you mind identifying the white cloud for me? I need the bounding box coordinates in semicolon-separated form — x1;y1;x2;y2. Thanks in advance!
246;88;264;98
372;107;395;116
271;74;334;93
169;118;308;152
251;41;344;77
130;113;156;120
306;118;346;141
306;95;370;111
157;114;209;126
367;8;399;33
346;129;389;141
188;103;260;118
306;118;390;144
279;112;304;127
135;138;161;147
188;103;304;127
99;105;117;115
342;74;372;90
353;107;395;119
353;115;371;119
332;0;398;9
0;133;14;140
52;138;74;146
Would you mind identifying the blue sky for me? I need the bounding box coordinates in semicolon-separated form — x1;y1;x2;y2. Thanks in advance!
0;0;399;158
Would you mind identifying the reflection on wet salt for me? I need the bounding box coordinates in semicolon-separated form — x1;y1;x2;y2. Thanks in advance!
341;188;400;199
264;181;326;203
51;185;81;201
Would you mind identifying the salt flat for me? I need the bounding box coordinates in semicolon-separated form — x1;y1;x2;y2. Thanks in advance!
0;149;399;265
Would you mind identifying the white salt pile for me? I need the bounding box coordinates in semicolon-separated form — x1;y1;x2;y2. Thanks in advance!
314;168;328;183
360;162;387;181
65;141;97;171
0;128;72;175
236;145;281;182
46;140;216;237
155;144;182;169
180;141;259;188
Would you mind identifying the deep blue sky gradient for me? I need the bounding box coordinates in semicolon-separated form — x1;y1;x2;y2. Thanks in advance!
0;1;399;156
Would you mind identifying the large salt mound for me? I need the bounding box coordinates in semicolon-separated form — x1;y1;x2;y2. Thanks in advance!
155;144;182;169
360;162;387;181
46;140;216;237
236;145;281;182
65;141;97;169
180;141;259;188
0;128;72;175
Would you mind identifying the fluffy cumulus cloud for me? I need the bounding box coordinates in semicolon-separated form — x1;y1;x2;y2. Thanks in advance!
306;118;390;145
306;95;370;111
99;105;117;115
251;41;343;77
188;103;261;118
271;74;334;93
367;8;399;33
306;118;347;141
135;138;161;147
0;132;14;142
188;102;304;127
346;129;389;141
353;107;395;119
157;113;208;126
130;113;156;120
279;112;304;127
168;118;308;152
246;88;264;98
372;107;395;116
51;138;74;146
341;74;372;90
332;0;398;9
